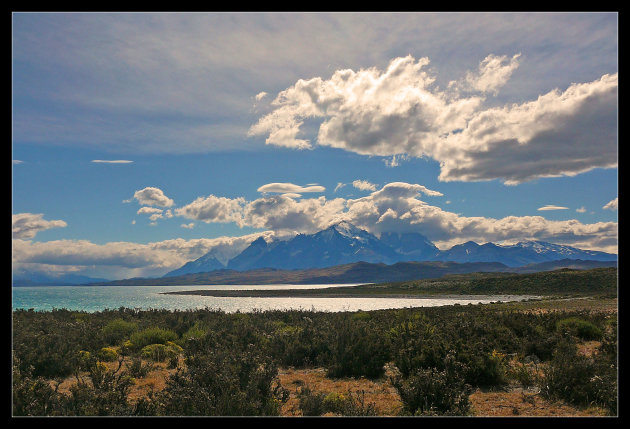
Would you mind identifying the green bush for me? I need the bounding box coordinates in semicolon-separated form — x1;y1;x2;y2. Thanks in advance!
323;390;377;416
324;318;389;379
130;327;178;350
102;319;138;345
98;347;119;362
158;343;288;416
392;353;472;416
140;342;182;362
127;357;153;378
556;317;603;340
297;386;327;416
540;339;616;414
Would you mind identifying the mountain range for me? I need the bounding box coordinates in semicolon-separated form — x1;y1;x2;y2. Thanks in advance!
163;221;616;277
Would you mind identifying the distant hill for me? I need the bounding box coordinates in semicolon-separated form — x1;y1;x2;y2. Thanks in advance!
12;273;110;287
88;261;512;286
509;258;617;273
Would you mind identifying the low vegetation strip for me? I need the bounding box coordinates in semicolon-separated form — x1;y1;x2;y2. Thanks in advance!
13;288;617;416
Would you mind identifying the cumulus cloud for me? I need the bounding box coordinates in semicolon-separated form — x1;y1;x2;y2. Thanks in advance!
91;159;134;164
181;222;195;229
13;232;277;279
603;198;617;210
459;53;521;95
257;182;326;194
171;181;614;253
249;55;617;185
352;180;377;192
132;187;174;207
12;213;67;239
537;205;569;211
255;91;268;101
175;195;246;225
576;207;587;213
243;194;346;235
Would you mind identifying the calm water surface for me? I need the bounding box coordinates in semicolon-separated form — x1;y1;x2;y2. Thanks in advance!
12;284;535;313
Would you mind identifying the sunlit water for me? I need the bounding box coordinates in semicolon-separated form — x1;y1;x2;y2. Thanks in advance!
12;284;536;313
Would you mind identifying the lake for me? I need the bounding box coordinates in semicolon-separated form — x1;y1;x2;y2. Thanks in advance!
12;284;536;313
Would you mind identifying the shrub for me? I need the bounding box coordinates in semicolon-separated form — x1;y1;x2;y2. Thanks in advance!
556;317;603;340
102;319;138;345
297;386;327;416
540;339;616;414
140;342;181;362
324;318;389;379
392;353;472;416
98;347;119;362
130;327;178;350
158;344;288;416
324;390;378;416
180;323;207;344
127;357;153;378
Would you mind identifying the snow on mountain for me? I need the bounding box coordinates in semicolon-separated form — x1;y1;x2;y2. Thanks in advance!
164;222;617;274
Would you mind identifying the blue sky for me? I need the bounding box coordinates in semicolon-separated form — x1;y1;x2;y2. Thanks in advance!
12;12;618;280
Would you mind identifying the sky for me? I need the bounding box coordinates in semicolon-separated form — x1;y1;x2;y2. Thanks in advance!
12;12;618;280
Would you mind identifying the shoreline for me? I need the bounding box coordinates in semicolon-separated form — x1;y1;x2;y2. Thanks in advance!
160;289;539;300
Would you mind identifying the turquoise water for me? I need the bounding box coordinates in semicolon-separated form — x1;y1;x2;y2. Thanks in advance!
12;284;535;313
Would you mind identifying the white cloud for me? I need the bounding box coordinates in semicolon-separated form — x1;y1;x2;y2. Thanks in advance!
91;159;134;164
576;206;587;213
255;91;268;101
352;180;377;192
250;55;617;185
334;182;346;192
383;154;410;168
537;205;569;211
460;53;521;95
180;222;195;229
13;160;23;164
172;181;614;253
281;193;302;199
137;207;163;215
603;197;617;211
257;182;326;194
175;194;246;225
12;213;67;239
12;232;277;278
132;187;174;207
243;194;347;235
149;213;163;221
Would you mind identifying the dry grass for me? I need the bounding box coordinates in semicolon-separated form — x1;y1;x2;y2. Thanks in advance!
503;297;618;315
276;365;402;416
47;355;611;417
469;388;607;417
